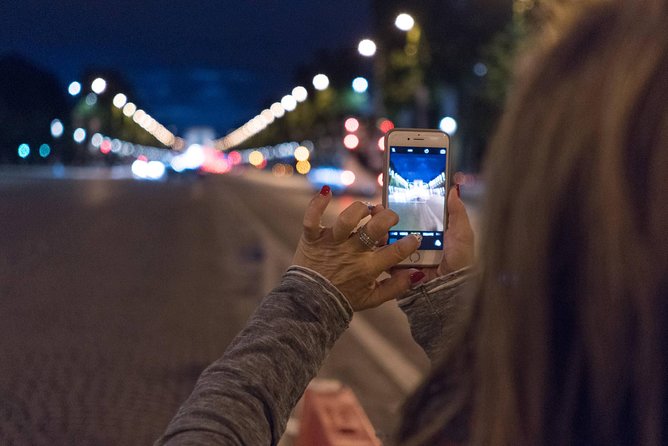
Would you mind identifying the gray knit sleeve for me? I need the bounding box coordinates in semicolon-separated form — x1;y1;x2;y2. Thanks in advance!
396;267;474;362
156;265;353;446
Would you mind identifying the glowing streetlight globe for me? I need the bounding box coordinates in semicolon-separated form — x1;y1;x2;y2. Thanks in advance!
270;102;285;118
50;119;64;138
281;95;297;112
294;146;310;162
439;117;458;135
91;77;107;94
292;86;308;102
312;74;330;91
73;128;86;144
358;39;377;57
352;77;369;93
395;13;415;31
112;93;127;109
68;81;81;96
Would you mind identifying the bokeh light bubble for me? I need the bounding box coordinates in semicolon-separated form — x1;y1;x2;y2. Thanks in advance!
352;77;369;93
312;74;330;91
292;86;308;102
17;143;30;158
91;77;107;94
357;39;377;57
68;81;81;96
73;128;86;144
50;119;64;138
281;95;297;112
270;102;285;118
112;93;128;109
395;13;415;31
439;116;458;135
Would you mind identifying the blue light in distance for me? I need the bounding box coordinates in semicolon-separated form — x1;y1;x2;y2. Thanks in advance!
39;144;51;158
352;77;369;93
18;144;30;158
68;81;81;96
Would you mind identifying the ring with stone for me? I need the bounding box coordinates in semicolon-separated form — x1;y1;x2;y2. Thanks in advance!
356;225;378;250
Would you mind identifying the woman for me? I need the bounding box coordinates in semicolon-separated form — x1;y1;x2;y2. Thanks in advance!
399;0;668;444
158;0;668;444
156;183;474;445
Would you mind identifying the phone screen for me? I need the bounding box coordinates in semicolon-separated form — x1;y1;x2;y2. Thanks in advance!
387;145;447;250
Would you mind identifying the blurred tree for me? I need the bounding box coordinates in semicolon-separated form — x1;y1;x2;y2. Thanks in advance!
0;54;72;164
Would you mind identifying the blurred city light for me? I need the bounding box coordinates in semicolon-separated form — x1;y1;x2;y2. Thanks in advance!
379;119;395;133
343;134;359;150
39;144;51;158
395;13;415;31
270;102;285;118
100;140;112;154
352;77;369;93
68;81;81;96
228;151;242;165
133;109;146;124
17;143;30;158
50;119;64;138
122;102;137;117
377;136;385;151
341;170;356;186
473;62;488;77
344;117;360;132
292;86;308;102
294;145;310;162
296;160;311;175
312;74;330;91
113;93;128;109
439;116;458;135
358;39;377;57
281;95;297;112
260;109;275;124
146;161;166;179
248;150;264;167
85;93;98;106
91;133;103;148
377;173;384;187
91;77;107;94
73;128;86;143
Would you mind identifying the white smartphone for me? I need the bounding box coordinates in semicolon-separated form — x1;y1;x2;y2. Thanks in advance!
382;128;450;267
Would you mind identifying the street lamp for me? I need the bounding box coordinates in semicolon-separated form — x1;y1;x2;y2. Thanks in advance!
312;74;330;91
68;81;82;96
357;39;377;57
91;77;107;94
395;13;415;31
352;77;369;93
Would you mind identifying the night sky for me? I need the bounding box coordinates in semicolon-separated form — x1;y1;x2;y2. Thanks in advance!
0;0;371;135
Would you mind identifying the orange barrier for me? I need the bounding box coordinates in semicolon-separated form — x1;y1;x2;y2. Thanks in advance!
296;380;382;446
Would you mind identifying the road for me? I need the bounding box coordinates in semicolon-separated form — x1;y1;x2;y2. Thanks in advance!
0;167;435;445
391;195;445;231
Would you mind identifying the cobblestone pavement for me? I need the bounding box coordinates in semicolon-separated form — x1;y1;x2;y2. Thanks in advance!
0;177;266;445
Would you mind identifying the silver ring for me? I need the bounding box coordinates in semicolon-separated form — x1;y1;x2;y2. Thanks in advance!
356;225;378;250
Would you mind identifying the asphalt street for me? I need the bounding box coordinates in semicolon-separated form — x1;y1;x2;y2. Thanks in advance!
0;168;433;445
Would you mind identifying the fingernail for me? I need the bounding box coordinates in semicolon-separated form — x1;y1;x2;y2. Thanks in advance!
320;185;330;196
456;184;461;198
410;271;426;284
412;233;423;244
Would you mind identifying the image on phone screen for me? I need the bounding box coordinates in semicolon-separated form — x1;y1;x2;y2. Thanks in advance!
387;146;447;250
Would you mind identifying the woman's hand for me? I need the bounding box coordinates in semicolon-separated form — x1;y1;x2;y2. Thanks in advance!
421;186;475;282
293;186;423;311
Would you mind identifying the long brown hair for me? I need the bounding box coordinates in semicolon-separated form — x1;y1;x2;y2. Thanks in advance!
399;1;668;444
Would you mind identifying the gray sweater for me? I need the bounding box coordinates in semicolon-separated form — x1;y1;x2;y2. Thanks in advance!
156;265;471;445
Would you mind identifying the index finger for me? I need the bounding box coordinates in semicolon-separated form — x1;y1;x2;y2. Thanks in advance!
302;186;332;241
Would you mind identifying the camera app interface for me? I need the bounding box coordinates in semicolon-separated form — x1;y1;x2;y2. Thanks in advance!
387;146;447;250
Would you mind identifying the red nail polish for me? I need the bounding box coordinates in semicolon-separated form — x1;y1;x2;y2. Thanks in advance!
410;271;425;284
320;185;330;196
455;184;461;198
